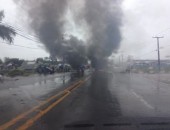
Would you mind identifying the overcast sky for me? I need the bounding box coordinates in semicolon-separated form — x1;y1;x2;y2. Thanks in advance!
1;0;170;61
120;0;170;60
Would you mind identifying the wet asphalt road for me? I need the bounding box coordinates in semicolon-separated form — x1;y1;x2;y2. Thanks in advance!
1;71;170;129
0;73;72;125
29;71;170;129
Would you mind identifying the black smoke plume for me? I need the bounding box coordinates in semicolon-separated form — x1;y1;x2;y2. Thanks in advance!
83;0;122;68
14;0;122;68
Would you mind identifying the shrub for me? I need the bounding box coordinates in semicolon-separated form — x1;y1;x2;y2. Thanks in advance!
7;69;24;77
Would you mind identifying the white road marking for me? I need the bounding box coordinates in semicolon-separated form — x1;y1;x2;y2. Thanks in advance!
131;90;154;109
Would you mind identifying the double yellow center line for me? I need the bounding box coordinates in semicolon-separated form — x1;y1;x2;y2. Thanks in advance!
0;76;90;130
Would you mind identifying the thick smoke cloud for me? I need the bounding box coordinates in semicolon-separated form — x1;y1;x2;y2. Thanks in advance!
16;0;69;57
14;0;122;68
84;0;122;67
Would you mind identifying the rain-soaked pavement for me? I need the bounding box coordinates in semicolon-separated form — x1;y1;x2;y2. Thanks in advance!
1;70;170;129
0;73;72;125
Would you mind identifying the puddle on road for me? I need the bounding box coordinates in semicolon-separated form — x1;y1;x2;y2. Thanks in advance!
16;76;70;99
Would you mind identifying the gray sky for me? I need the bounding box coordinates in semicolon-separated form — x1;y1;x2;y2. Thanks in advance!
0;0;49;60
119;0;170;60
1;0;170;60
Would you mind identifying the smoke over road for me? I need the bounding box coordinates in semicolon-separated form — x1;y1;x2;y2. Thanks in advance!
14;0;122;68
84;0;122;67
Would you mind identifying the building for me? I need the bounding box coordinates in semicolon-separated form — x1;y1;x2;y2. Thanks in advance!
20;61;37;71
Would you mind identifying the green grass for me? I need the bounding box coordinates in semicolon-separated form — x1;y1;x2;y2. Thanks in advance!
7;69;34;77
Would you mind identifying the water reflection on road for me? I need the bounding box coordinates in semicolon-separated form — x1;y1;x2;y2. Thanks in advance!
109;72;170;117
0;73;71;124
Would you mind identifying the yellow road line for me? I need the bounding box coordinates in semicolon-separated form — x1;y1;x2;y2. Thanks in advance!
72;76;91;91
16;76;90;130
65;80;82;91
16;92;70;130
0;80;81;130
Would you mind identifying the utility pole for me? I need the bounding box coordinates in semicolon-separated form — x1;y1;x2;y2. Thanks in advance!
153;36;164;72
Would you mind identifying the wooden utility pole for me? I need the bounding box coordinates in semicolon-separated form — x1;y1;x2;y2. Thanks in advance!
153;36;164;72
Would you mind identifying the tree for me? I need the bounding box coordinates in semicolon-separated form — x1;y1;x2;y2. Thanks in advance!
4;58;24;67
0;10;16;43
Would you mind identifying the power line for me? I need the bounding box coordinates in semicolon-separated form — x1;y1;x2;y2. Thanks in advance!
133;43;170;59
13;28;41;42
135;50;156;59
0;41;42;50
0;22;43;45
12;44;40;49
16;33;42;44
0;21;40;40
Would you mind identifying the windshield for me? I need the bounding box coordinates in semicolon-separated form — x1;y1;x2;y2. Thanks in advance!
1;0;170;130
